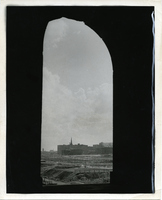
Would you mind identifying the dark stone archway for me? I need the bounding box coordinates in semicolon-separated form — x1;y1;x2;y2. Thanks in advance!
7;6;154;193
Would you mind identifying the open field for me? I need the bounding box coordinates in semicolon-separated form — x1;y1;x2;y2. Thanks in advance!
41;151;113;185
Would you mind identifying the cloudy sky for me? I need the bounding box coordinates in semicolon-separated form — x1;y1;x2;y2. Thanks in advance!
41;17;113;151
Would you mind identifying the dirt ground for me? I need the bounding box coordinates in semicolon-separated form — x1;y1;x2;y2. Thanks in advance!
41;152;113;185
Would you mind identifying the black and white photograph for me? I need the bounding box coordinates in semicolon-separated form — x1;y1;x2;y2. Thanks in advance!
4;2;161;196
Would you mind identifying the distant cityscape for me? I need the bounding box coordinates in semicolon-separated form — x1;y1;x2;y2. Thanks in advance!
41;138;113;185
42;138;113;155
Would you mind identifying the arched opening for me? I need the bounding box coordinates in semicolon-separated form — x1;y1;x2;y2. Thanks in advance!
6;6;154;193
41;17;113;186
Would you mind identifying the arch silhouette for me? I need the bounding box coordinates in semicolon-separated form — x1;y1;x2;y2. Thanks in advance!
6;7;153;193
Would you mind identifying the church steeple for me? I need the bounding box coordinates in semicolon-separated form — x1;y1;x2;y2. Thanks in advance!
70;137;73;145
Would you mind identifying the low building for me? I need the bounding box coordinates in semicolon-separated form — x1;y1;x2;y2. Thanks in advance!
57;138;113;155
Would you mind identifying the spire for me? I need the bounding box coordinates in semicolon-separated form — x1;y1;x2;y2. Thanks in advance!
70;137;73;145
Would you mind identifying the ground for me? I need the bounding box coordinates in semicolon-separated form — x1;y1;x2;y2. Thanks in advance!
41;151;113;185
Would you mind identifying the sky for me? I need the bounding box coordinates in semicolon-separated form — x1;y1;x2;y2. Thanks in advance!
41;17;113;151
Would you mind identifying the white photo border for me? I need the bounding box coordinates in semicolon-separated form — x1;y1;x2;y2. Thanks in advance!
0;0;161;199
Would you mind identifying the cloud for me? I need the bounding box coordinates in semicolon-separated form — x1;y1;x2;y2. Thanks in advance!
43;18;68;49
41;67;112;150
41;18;113;150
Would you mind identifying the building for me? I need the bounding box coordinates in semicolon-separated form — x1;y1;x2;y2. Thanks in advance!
57;138;113;155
